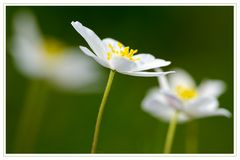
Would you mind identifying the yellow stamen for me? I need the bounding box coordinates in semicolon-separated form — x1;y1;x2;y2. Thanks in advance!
107;52;112;60
129;49;138;56
108;44;115;53
176;86;197;101
106;42;140;62
123;46;130;56
118;42;123;49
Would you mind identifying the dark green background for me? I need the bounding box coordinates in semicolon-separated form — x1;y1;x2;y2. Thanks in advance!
6;6;233;153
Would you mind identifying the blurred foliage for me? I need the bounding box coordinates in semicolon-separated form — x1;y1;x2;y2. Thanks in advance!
6;6;233;153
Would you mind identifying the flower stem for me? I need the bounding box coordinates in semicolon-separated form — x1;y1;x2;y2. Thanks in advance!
14;80;48;153
91;70;116;153
164;110;179;153
186;120;198;153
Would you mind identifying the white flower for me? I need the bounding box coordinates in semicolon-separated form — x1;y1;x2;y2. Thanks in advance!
11;12;102;92
142;68;231;123
71;21;174;77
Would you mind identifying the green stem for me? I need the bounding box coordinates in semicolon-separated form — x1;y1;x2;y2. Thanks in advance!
186;120;198;153
91;70;116;153
14;80;48;153
164;110;179;153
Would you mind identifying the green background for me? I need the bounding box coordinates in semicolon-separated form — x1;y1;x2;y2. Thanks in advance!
6;6;233;153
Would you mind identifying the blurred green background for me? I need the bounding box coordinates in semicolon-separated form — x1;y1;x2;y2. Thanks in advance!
6;6;233;153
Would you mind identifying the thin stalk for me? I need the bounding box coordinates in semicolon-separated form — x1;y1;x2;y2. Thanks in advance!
91;70;116;153
164;110;180;153
186;120;198;153
14;80;48;153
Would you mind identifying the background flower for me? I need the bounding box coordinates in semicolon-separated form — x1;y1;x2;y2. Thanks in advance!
10;11;103;92
142;68;231;123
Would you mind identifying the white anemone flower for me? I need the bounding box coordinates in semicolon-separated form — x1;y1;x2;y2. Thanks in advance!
142;68;231;123
11;12;101;92
71;21;174;77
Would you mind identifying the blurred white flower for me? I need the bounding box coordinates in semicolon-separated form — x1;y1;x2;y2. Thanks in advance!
142;68;231;123
71;21;174;77
11;12;102;92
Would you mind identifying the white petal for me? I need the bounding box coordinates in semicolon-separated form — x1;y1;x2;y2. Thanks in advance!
177;113;190;123
159;89;183;110
186;97;218;113
131;59;171;72
198;80;226;98
142;88;189;123
190;108;231;119
10;11;47;78
141;88;175;122
13;11;43;46
71;21;106;60
80;46;110;69
102;38;124;53
132;53;155;63
9;12;46;78
11;35;46;78
185;97;231;118
210;108;232;118
121;70;175;77
47;49;102;91
110;54;137;72
169;68;196;90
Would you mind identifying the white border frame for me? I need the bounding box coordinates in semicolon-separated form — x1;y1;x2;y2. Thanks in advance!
1;1;238;160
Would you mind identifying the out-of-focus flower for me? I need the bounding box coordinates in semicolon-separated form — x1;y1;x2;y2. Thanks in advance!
142;68;231;123
11;12;102;92
71;21;174;77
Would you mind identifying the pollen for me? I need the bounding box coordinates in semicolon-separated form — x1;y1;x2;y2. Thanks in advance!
107;42;140;61
176;85;197;101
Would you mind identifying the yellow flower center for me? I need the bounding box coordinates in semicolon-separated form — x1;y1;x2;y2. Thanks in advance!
107;42;140;61
176;85;197;101
43;38;64;58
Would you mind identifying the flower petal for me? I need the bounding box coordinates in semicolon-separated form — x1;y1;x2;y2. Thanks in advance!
11;36;46;78
110;54;137;72
131;59;171;72
185;97;231;118
132;53;155;63
186;97;218;113
198;80;226;98
13;11;43;46
80;46;110;69
210;108;232;118
168;68;196;90
71;21;106;60
130;53;171;71
47;48;102;91
121;70;175;77
102;38;124;53
11;12;46;78
159;89;183;110
142;88;189;123
141;88;175;122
